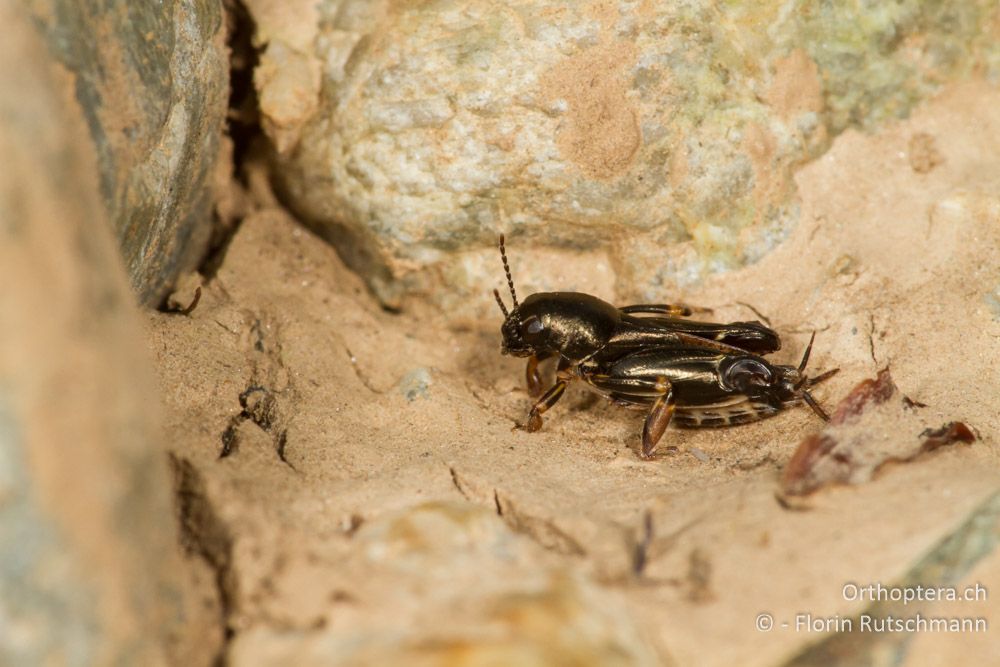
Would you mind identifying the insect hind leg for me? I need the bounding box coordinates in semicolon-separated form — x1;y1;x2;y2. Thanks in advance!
587;373;669;399
586;373;675;459
642;382;675;460
620;303;713;318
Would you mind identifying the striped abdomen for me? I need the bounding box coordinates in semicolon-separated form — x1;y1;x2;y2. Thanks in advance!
673;395;789;428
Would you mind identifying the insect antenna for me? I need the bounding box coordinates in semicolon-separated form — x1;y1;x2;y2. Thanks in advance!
805;368;839;387
792;331;835;421
797;331;817;374
794;332;839;389
801;390;830;422
498;234;518;310
493;288;509;317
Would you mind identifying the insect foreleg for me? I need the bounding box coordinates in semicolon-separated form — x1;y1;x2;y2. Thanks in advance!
525;351;555;397
520;361;574;432
522;380;567;432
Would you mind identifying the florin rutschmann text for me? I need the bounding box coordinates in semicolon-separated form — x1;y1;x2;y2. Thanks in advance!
754;582;989;634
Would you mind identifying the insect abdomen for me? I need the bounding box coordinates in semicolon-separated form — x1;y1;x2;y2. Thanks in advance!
673;399;781;428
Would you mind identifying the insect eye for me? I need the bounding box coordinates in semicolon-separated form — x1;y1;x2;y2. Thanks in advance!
524;317;545;335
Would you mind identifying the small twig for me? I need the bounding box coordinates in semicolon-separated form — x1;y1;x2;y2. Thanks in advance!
165;286;202;316
633;510;654;576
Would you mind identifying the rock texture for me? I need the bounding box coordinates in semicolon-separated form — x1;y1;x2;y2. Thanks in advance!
30;0;229;305
262;0;999;305
0;8;216;665
228;502;659;666
149;80;1000;665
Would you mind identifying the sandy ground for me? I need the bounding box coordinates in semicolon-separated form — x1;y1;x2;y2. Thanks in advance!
149;81;1000;666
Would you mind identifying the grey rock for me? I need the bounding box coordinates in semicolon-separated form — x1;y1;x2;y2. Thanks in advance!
0;7;214;664
263;0;998;306
785;490;1000;666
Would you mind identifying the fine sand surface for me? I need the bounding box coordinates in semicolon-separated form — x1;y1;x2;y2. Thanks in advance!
150;81;1000;665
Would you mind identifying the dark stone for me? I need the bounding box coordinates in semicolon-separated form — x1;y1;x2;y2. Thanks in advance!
29;0;229;305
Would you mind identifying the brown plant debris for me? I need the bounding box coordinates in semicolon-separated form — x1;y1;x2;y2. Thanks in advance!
781;369;975;497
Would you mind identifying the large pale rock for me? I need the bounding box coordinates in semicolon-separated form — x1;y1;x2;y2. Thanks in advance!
31;0;229;305
228;502;659;666
0;8;215;665
266;0;999;305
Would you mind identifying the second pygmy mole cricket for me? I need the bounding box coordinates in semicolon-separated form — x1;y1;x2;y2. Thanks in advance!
493;235;837;459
